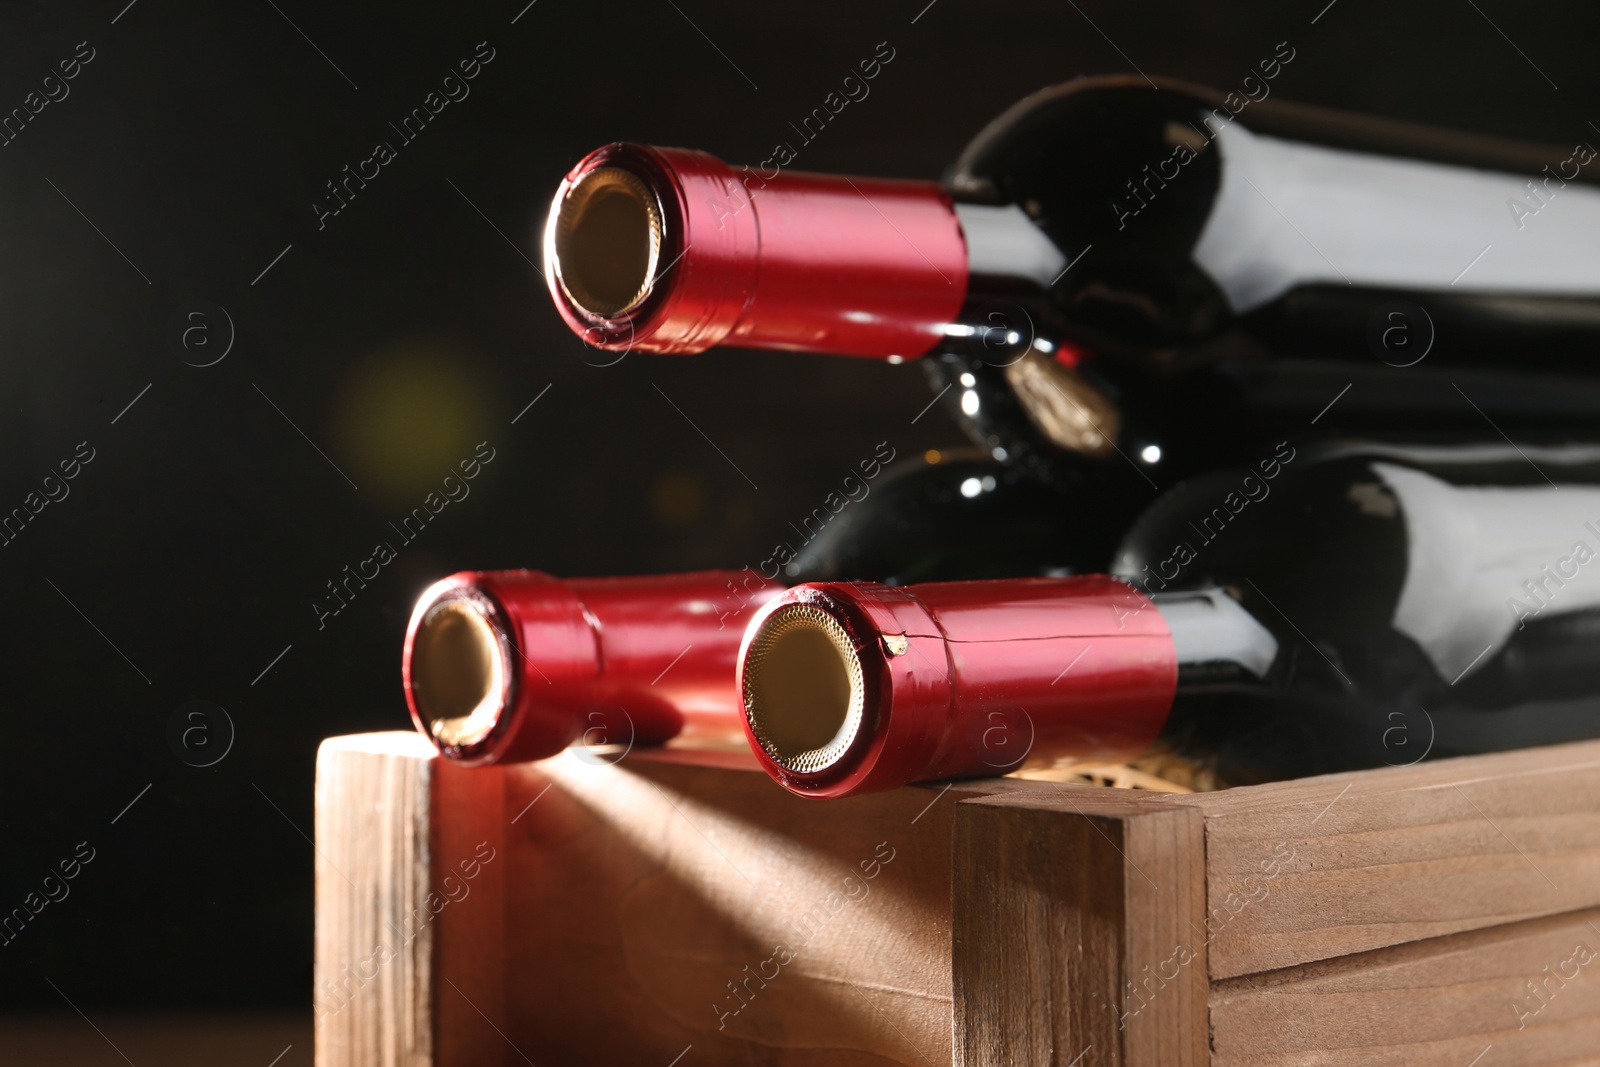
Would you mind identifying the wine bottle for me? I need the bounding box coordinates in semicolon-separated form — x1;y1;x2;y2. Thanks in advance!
542;77;1600;478
736;441;1600;796
786;448;1143;583
1114;439;1600;783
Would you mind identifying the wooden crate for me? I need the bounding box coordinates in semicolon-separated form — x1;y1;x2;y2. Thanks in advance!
314;733;1600;1066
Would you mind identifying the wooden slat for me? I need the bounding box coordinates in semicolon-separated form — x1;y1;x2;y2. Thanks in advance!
497;753;1044;1067
951;788;1208;1067
429;738;506;1067
1210;907;1600;1066
316;731;1051;1067
1152;739;1600;979
314;732;505;1067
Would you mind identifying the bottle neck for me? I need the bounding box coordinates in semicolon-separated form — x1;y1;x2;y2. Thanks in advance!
1152;588;1279;684
740;576;1183;797
406;569;785;765
544;143;969;359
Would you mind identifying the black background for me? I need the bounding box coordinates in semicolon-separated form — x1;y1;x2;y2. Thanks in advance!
0;0;1596;1015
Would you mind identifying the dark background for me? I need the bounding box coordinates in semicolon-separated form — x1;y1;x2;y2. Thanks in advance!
0;0;1595;1020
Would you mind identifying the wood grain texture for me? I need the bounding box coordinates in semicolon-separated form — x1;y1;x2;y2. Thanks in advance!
1151;739;1600;980
1210;907;1600;1066
314;732;505;1067
317;732;1600;1066
315;731;1045;1067
496;751;1038;1067
429;739;506;1067
951;788;1208;1067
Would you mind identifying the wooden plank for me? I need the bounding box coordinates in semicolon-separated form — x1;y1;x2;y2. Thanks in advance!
951;788;1208;1067
497;753;1044;1067
314;732;505;1067
316;731;1050;1067
1210;907;1600;1066
1151;739;1600;979
429;738;507;1067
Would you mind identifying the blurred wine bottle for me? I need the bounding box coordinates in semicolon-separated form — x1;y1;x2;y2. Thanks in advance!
788;448;1143;584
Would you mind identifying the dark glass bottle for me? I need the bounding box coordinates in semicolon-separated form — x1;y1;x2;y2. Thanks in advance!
927;75;1600;482
544;78;1600;485
787;448;1143;584
1111;439;1600;783
944;74;1600;364
735;441;1600;796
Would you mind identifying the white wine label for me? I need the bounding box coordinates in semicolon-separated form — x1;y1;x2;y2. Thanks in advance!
1193;122;1600;312
1378;462;1600;683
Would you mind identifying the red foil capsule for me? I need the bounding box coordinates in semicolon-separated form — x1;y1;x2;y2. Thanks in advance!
542;143;970;359
404;569;783;766
737;577;1178;797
